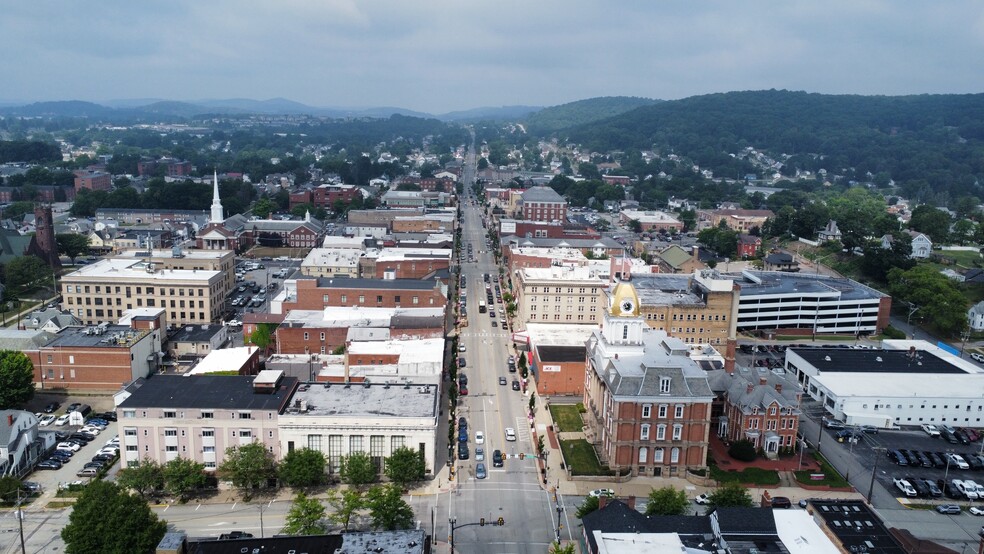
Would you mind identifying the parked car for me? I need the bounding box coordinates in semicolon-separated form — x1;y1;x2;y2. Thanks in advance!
499;377;507;385
823;419;846;430
56;442;80;452
475;448;485;462
36;460;62;470
511;380;521;391
971;353;984;363
970;506;984;516
947;453;970;470
492;450;504;467
458;443;469;460
922;479;943;497
888;450;908;466
83;461;106;470
771;496;792;508
475;431;484;445
694;493;711;505
936;504;962;515
38;415;55;427
43;402;60;413
476;463;487;479
589;488;615;498
76;468;99;478
91;454;115;463
894;478;917;497
54;414;70;426
921;424;941;437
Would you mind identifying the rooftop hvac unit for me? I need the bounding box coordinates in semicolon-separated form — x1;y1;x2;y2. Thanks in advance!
418;386;428;394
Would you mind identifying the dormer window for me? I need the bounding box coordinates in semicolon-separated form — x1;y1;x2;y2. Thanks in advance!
659;377;671;393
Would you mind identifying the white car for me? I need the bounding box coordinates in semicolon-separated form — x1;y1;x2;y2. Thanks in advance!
970;506;984;516
38;415;55;427
97;448;119;457
227;319;242;327
921;424;941;437
505;428;516;442
894;478;917;497
972;353;984;363
475;431;485;445
589;488;614;498
56;442;81;452
947;453;970;470
79;426;101;435
694;493;711;505
54;414;70;426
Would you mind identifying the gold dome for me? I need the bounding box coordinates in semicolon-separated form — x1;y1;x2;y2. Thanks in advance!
610;281;640;317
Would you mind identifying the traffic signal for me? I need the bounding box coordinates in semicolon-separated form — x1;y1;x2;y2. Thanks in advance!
480;518;485;526
519;453;525;460
497;517;505;527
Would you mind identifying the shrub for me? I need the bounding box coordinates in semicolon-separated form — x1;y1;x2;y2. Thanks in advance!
728;439;757;462
882;325;906;339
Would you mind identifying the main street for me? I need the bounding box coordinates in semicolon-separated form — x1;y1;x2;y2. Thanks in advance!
427;138;566;552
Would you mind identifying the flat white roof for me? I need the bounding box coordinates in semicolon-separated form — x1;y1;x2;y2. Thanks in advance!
619;209;682;224
526;323;596;346
113;248;232;260
186;346;257;376
593;532;686;554
520;265;606;282
64;258;220;282
283;306;445;328
301;248;362;268
320;236;367;249
348;338;444;363
811;372;984;399
773;510;840;554
508;246;588;261
375;248;451;262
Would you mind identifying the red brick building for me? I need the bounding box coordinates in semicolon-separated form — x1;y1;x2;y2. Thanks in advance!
737;234;762;258
497;219;600;240
279;278;446;313
716;373;802;456
525;324;595;396
137;157;192;178
274;307;445;355
289;184;360;210
373;249;451;280
519;186;568;222
73;170;112;191
582;282;714;477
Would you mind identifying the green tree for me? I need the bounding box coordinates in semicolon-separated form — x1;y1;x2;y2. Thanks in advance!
708;482;754;507
909;204;952;244
0;476;22;503
0;350;35;408
644;486;690;515
627;219;643;233
218;442;277;499
888;264;968;336
5;256;53;291
384;446;426;489
575;495;600;518
339;451;377;487
61;481;167;554
279;448;328;488
162;457;206;501
281;493;327;535
56;233;90;265
325;488;364;531
365;484;414;531
249;323;277;352
252;198;277;218
728;439;757;462
116;458;164;498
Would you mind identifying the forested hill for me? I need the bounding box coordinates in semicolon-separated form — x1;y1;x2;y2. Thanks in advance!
562;90;984;202
526;96;658;133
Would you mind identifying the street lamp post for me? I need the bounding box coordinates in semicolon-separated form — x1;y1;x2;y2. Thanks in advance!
944;452;953;484
867;447;886;504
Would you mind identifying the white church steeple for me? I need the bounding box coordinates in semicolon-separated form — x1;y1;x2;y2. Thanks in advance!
210;170;224;223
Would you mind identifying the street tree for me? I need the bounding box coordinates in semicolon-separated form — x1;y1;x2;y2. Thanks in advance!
116;458;164;498
0;350;35;408
162;457;206;501
61;480;167;554
219;442;277;499
5;256;53;292
279;448;328;488
248;323;277;352
628;219;642;233
56;233;90;265
383;446;425;490
575;495;600;518
365;484;414;531
325;488;363;532
281;493;327;535
549;542;577;554
708;482;754;507
0;476;21;503
644;486;689;515
252;198;276;218
339;451;377;488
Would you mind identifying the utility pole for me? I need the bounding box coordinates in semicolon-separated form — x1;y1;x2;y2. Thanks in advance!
867;447;886;504
15;486;26;554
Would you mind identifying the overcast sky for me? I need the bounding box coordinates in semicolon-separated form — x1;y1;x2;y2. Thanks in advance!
2;1;982;114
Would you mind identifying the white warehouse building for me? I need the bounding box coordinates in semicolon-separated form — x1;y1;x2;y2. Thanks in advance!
784;341;984;428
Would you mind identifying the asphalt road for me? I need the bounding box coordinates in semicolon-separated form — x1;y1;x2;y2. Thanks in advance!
430;143;570;552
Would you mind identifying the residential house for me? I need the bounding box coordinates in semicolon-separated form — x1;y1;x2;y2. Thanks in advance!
712;370;802;456
969;301;984;331
0;411;54;477
654;245;703;274
20;308;81;333
762;252;799;272
168;324;228;359
817;220;842;243
736;234;761;258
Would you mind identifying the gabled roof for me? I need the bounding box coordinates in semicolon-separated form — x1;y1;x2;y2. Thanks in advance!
581;500;653;554
520;186;566;204
657;245;694;269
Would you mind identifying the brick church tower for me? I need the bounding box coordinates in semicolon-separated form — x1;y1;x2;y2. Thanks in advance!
30;205;61;269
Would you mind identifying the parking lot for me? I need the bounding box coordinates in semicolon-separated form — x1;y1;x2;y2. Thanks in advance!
225;257;301;324
27;404;119;498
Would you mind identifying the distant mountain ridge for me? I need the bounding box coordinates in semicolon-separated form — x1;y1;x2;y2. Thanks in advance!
525;96;659;133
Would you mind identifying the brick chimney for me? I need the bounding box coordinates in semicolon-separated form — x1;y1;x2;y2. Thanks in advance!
775;383;782;393
759;376;767;386
746;383;755;394
624;496;636;510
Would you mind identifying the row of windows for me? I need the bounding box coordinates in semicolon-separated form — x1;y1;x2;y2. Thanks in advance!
639;423;684;441
746;418;796;431
529;287;593;294
529;305;596;312
122;409;265;419
637;446;680;464
322;294;425;305
528;296;598;303
641;404;683;418
124;427;273;439
529;314;588;321
65;285;207;297
644;312;728;322
69;296;205;310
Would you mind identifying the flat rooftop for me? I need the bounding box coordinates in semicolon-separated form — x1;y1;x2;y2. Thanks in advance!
732;270;887;301
809;500;905;554
312;277;438;290
186;346;258;376
114;248;231;260
285;381;438;419
631;274;705;306
791;347;966;374
45;325;150;349
63;258;220;282
527;323;596;347
282;306;445;329
119;374;296;411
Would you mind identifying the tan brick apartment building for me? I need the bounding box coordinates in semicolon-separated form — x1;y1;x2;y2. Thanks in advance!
275;278;446;314
60;252;232;327
632;270;739;371
697;208;774;233
514;265;608;326
583;282;714;477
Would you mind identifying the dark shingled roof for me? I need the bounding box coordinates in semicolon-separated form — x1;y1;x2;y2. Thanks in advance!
713;507;778;536
581;500;714;553
810;500;906;554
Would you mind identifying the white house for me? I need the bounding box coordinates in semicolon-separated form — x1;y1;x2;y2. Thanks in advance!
0;411;55;477
969;301;984;331
882;231;933;259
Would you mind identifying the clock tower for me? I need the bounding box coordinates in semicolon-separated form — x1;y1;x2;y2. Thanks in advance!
602;280;644;345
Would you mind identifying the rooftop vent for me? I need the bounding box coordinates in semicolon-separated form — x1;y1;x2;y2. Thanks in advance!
875;356;883;362
824;355;831;362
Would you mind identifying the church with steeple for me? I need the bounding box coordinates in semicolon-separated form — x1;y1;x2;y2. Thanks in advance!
581;277;714;477
197;172;242;251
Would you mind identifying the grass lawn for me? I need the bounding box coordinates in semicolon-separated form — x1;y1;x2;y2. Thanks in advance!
709;464;780;486
559;439;609;476
793;453;850;488
550;404;584;433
